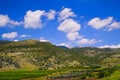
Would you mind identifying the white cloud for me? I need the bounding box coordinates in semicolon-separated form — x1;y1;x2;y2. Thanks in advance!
88;17;113;29
99;44;120;48
39;39;49;42
57;43;73;48
58;19;80;33
88;17;120;31
58;19;82;41
9;20;23;26
24;10;45;29
56;9;103;45
58;8;76;21
57;18;87;43
39;37;49;42
0;15;9;27
0;15;21;27
108;22;120;31
40;37;44;40
66;32;82;41
77;38;102;44
14;40;18;42
2;32;18;39
20;34;31;38
57;17;101;45
45;10;56;20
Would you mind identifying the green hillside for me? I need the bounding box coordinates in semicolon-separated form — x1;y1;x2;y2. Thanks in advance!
0;39;120;80
0;39;82;70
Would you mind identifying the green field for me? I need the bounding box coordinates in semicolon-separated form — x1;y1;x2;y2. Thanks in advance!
0;70;58;80
0;66;120;80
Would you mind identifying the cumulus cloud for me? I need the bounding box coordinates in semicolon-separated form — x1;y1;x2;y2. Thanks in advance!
57;43;72;48
57;10;101;45
66;32;82;41
58;19;82;41
20;34;31;38
24;10;45;29
2;32;18;39
39;39;49;42
88;16;120;31
58;8;76;21
45;10;56;20
88;17;113;29
77;38;102;44
0;15;9;27
9;20;22;26
14;40;18;42
99;44;120;48
108;22;120;31
58;19;80;33
39;37;49;42
0;15;22;27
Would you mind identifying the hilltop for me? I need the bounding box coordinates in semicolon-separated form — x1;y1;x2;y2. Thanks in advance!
0;39;120;71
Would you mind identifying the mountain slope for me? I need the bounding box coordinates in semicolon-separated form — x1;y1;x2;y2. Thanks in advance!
0;40;120;71
0;40;81;70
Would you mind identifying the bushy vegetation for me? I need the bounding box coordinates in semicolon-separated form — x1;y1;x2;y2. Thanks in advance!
101;69;120;80
0;40;120;79
48;66;120;80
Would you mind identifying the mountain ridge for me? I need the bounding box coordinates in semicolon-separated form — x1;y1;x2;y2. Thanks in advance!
0;39;120;71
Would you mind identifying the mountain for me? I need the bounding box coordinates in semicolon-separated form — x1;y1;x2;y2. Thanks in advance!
58;46;68;49
0;39;120;71
0;40;12;45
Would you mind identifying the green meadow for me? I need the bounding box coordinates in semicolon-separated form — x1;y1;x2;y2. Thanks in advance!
0;69;58;80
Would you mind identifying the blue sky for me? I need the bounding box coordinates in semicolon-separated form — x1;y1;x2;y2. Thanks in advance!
0;0;120;48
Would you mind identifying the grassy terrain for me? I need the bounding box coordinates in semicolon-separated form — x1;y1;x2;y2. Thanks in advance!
0;67;86;80
0;69;58;80
48;66;120;80
101;69;120;80
0;65;120;80
0;40;120;80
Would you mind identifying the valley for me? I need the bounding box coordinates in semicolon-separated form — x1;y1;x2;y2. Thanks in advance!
0;40;120;80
